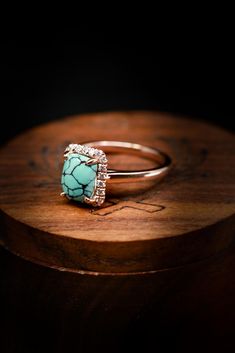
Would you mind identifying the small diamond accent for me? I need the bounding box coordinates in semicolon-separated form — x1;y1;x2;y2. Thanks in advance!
94;149;103;157
94;196;105;206
97;189;105;196
98;164;107;172
98;172;108;180
64;144;82;157
82;146;89;155
88;147;95;156
96;180;106;187
100;155;108;163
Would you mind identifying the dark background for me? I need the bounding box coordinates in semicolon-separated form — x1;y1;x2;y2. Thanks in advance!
1;27;235;353
1;27;235;146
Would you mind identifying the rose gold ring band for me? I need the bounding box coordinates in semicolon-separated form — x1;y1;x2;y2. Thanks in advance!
84;141;172;184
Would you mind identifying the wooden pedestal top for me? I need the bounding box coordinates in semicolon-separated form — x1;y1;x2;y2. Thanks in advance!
0;112;235;274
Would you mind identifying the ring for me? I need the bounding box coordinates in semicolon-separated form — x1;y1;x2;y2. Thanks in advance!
61;141;172;207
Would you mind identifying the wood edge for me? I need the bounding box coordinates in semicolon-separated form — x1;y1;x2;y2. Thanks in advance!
1;238;235;277
1;208;235;274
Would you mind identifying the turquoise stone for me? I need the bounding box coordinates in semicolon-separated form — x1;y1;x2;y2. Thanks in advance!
61;153;98;202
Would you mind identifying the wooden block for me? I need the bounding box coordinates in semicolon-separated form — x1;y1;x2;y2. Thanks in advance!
0;111;235;274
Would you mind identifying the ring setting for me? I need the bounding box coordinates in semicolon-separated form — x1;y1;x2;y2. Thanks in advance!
61;144;109;207
61;141;172;207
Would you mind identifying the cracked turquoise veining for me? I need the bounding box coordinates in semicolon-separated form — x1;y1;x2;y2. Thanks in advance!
61;153;98;202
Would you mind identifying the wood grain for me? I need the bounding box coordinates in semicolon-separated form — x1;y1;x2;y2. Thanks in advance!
0;111;235;273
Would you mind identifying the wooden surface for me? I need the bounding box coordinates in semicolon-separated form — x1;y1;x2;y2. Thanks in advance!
0;111;235;273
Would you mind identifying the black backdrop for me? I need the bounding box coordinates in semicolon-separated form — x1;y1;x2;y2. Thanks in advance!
0;26;235;353
1;28;235;145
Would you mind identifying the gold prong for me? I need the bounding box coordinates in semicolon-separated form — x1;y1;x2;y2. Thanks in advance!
84;196;99;206
84;196;94;203
85;158;99;166
84;196;104;207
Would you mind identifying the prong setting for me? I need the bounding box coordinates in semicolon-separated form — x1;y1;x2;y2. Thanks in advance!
85;158;99;166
